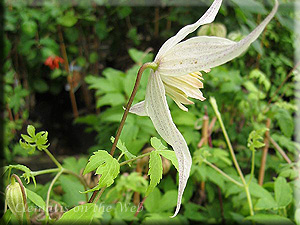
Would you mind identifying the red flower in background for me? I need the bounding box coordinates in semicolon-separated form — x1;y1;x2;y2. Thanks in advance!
44;56;64;70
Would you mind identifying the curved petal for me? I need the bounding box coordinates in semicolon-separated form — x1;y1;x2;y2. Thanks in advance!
158;0;278;77
145;71;192;217
129;101;147;116
155;0;223;61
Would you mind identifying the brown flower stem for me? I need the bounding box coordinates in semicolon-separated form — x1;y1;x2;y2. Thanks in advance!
88;62;158;204
269;137;292;164
110;62;158;157
131;196;147;225
57;25;79;118
258;118;271;186
11;174;31;225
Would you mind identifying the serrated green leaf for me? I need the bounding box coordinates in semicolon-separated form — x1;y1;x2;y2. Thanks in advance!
157;150;178;171
274;177;292;208
26;188;46;210
150;137;167;150
146;151;163;196
4;164;36;185
55;203;96;224
83;150;120;192
111;137;135;162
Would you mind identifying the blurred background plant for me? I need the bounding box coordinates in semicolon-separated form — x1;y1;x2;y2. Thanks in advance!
2;0;299;224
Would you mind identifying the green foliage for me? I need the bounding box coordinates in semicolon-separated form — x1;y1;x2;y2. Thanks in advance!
247;128;267;152
26;188;46;210
83;150;120;192
55;203;97;224
19;125;50;154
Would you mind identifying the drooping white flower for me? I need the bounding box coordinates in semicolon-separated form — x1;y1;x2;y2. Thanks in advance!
130;0;278;217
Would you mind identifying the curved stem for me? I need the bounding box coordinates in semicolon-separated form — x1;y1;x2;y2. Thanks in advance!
119;152;152;167
210;97;254;216
63;169;89;201
45;170;63;223
248;150;256;186
88;62;157;203
44;149;62;169
11;174;31;225
203;161;243;187
31;168;60;176
110;62;157;157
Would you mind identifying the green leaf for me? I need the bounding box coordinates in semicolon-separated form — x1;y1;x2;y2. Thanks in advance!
150;137;167;150
20;134;34;143
96;93;125;108
83;150;120;192
59;175;86;206
157;190;178;212
0;209;12;225
275;108;294;138
274;177;292;208
249;69;271;91
55;203;96;224
26;188;46;210
4;164;36;185
146;151;163;196
295;208;300;225
144;188;161;213
157;150;178;171
114;203;137;221
27;125;36;138
110;137;135;162
246;214;294;225
250;182;277;210
21;20;37;38
57;10;78;27
62;157;88;174
247;128;267;151
128;48;153;64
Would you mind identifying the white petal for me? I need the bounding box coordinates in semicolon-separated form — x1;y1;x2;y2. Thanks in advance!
158;0;278;77
145;71;192;217
129;100;147;116
155;0;223;61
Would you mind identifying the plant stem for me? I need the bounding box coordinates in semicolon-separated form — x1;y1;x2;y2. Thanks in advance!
31;168;60;176
209;97;254;216
58;25;79;118
45;170;63;223
204;161;243;187
119;152;152;167
44;149;62;169
30;168;88;201
248;150;256;185
11;174;31;225
269;137;292;164
258;118;271;185
88;62;158;204
117;153;124;162
110;62;157;157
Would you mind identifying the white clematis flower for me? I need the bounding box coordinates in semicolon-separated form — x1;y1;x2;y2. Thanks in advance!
130;0;278;217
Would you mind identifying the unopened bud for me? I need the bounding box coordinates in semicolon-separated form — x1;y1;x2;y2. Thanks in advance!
5;179;27;223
